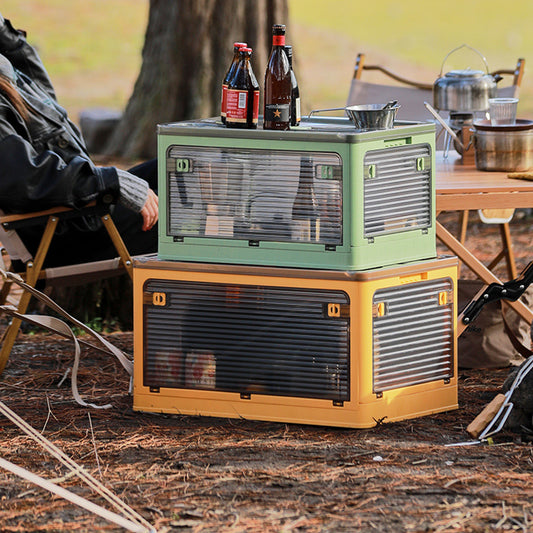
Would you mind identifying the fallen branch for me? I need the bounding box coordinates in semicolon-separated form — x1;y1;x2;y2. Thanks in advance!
0;400;155;532
0;457;149;533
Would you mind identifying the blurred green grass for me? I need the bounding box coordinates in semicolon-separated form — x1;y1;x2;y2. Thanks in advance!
1;1;531;119
290;0;533;68
289;0;533;116
1;0;147;117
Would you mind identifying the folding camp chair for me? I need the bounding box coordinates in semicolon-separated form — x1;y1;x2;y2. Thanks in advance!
348;52;434;121
0;202;134;374
349;52;526;279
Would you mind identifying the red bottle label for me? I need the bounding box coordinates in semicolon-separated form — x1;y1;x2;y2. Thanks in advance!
226;89;258;124
273;35;285;46
226;89;248;120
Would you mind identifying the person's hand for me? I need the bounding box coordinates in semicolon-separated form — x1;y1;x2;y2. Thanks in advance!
140;189;158;231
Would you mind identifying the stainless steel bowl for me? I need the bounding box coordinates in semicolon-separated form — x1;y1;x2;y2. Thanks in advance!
345;104;399;131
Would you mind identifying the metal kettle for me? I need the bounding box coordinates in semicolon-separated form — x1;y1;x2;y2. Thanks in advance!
433;45;500;113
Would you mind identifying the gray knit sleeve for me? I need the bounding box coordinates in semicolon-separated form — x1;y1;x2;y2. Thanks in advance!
116;168;149;213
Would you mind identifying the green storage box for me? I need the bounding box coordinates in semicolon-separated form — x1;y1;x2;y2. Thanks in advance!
157;116;436;270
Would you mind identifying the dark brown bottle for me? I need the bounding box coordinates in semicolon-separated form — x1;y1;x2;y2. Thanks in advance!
221;41;247;124
226;47;259;129
284;45;300;127
263;24;291;130
292;156;317;240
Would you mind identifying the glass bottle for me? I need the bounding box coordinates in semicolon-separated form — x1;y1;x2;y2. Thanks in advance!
291;156;317;240
284;45;300;127
221;41;247;124
225;47;260;129
263;24;291;130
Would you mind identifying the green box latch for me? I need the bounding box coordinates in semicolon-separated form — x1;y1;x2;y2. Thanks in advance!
365;163;377;179
175;158;192;173
416;156;431;172
316;164;342;180
321;165;333;180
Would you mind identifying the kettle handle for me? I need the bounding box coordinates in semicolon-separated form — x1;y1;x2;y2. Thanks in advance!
439;44;490;76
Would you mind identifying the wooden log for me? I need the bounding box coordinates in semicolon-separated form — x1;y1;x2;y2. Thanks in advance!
467;393;506;438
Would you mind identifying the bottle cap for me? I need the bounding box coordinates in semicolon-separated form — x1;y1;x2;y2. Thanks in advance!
272;24;286;35
233;41;247;50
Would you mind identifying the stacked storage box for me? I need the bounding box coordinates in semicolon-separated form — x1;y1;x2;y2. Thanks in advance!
133;116;458;428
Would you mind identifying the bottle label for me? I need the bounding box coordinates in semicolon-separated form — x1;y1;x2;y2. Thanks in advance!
221;84;228;118
253;90;259;121
226;89;259;123
294;97;301;124
264;104;290;123
273;35;285;46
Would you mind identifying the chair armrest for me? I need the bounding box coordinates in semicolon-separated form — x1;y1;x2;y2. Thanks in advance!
0;201;106;231
352;52;433;90
491;58;526;87
361;64;433;90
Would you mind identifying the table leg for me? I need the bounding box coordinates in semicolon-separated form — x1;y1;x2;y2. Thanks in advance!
457;210;470;278
436;220;533;325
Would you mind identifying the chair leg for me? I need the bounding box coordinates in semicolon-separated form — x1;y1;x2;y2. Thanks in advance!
0;249;13;306
0;263;13;307
0;279;12;306
0;212;133;374
0;215;58;374
100;214;134;280
0;265;36;368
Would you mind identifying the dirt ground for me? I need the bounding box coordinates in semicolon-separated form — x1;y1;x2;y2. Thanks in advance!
0;213;532;533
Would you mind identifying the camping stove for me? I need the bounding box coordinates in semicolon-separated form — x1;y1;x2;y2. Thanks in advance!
445;112;475;157
449;112;474;132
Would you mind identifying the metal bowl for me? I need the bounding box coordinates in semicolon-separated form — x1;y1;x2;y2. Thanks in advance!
345;104;400;131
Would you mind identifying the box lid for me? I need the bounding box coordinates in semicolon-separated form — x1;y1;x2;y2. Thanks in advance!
134;254;457;281
158;116;436;144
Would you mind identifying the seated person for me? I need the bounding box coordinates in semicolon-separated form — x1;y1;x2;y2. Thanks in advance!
0;14;158;268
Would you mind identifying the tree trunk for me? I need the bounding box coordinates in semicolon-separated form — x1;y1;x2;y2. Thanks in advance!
51;0;289;330
107;0;289;159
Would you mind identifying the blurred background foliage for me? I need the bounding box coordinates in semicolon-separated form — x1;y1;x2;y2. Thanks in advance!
1;0;532;124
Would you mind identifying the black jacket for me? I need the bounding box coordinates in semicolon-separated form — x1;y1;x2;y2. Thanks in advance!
0;18;119;215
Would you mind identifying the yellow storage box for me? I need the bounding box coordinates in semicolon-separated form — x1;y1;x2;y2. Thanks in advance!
133;256;458;428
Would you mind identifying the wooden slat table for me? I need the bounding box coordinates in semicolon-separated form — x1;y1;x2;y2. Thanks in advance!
435;151;533;327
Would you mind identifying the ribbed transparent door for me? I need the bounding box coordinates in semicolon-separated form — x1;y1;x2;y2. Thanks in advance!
144;279;350;402
364;144;432;240
372;278;454;393
166;146;343;245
